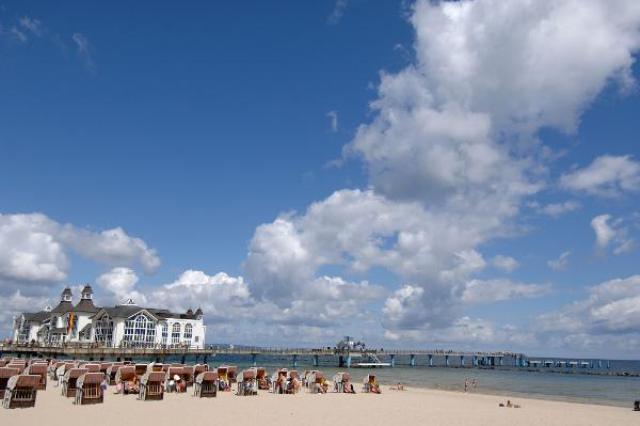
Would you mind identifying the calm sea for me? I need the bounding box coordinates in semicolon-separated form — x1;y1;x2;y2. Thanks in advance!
152;354;640;408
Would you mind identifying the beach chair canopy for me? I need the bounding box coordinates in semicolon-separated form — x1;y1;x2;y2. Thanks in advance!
77;372;104;388
242;369;256;380
7;374;41;389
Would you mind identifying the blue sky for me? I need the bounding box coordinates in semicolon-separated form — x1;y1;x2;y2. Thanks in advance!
1;0;639;358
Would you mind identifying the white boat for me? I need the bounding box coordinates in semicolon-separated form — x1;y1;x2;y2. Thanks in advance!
352;362;391;368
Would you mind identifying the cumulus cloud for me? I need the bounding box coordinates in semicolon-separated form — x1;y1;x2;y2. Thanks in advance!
149;270;251;319
560;155;640;197
0;213;160;293
591;214;635;255
537;276;640;354
241;0;640;343
461;279;551;304
96;267;147;305
491;255;519;273
547;251;571;271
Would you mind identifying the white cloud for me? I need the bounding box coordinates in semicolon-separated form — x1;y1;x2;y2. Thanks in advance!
547;251;571;271
461;279;551;304
149;270;251;319
537;276;640;354
491;255;519;272
243;0;640;342
10;26;27;43
384;317;537;349
539;200;581;218
96;267;147;305
72;33;94;70
0;213;160;292
328;0;349;25
326;110;338;132
560;155;640;197
19;16;43;36
591;214;635;254
60;227;161;274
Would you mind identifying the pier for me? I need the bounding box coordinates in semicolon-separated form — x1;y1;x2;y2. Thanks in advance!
0;344;611;371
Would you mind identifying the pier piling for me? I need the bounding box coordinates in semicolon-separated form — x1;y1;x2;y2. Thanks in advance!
390;354;396;368
428;354;433;367
445;355;450;367
313;354;319;367
251;353;257;367
410;354;416;367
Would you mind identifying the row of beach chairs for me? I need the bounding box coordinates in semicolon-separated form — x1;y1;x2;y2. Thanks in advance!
1;358;381;409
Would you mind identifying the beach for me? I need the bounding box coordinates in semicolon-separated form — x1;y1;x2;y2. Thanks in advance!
1;382;635;426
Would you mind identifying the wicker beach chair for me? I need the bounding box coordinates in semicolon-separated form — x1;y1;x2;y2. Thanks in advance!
165;366;186;393
26;363;48;390
0;367;21;400
0;360;7;368
75;372;105;405
256;367;270;390
2;374;40;409
135;364;148;378
362;374;380;393
139;371;165;401
271;368;288;394
307;371;326;394
237;369;258;396
115;366;137;394
62;368;88;397
193;371;218;398
106;363;125;385
192;364;208;380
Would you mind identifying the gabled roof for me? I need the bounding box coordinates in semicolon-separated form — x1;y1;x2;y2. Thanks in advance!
51;300;74;314
23;311;50;322
74;299;99;313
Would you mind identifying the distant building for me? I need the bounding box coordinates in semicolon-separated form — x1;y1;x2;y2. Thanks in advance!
12;286;206;349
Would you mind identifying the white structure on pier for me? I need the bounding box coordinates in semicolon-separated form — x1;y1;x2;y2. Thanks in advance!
12;286;206;349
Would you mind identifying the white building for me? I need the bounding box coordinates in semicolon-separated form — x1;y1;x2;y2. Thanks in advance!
12;286;206;349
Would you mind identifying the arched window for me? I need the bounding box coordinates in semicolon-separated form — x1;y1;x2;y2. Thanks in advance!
161;322;168;346
171;323;181;345
124;314;156;347
184;323;193;342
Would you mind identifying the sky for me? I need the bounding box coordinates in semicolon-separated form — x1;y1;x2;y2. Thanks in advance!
1;0;639;359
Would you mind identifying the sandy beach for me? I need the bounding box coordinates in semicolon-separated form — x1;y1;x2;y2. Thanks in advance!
1;382;635;426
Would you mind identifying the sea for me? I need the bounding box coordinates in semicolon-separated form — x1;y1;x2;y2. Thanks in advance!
148;354;640;408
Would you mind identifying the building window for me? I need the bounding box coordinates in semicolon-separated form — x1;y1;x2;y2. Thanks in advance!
184;323;193;344
161;322;168;346
94;316;114;347
124;314;156;347
171;323;181;345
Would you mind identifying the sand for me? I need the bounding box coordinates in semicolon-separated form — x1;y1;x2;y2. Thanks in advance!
1;382;636;426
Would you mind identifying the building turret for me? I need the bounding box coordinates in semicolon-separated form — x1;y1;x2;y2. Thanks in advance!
81;285;93;300
61;287;72;302
52;287;74;314
194;308;203;319
75;284;99;313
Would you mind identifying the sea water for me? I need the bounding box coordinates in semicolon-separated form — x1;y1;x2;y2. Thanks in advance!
169;354;640;408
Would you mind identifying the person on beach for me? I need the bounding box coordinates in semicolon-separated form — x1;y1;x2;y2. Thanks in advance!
389;383;404;391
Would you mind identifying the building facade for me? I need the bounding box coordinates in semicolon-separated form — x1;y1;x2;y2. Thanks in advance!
12;286;206;349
